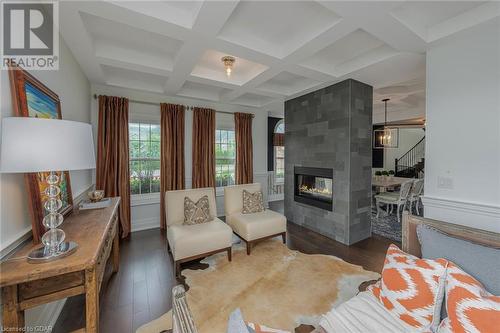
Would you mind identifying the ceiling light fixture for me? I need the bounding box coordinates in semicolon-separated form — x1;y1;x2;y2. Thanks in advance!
221;56;235;77
374;98;399;149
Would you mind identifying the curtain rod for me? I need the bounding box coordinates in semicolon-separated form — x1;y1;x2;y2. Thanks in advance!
93;94;254;118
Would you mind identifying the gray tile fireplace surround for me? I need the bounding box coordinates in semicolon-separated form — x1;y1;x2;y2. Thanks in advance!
284;79;373;245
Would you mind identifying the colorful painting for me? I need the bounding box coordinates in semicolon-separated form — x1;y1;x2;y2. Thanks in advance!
8;64;73;244
25;82;72;215
25;82;59;119
38;172;71;216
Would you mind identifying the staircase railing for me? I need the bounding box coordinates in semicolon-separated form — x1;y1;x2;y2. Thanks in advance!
395;136;425;178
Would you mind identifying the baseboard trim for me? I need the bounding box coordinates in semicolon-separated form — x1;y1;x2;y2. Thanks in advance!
422;196;500;233
422;196;500;217
132;217;160;232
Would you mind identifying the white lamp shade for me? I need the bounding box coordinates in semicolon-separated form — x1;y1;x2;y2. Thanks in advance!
0;117;96;173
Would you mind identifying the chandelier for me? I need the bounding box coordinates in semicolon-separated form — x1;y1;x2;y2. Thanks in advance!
221;56;235;77
374;98;399;148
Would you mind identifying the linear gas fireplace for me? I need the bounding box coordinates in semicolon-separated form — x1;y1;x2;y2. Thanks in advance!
294;166;333;211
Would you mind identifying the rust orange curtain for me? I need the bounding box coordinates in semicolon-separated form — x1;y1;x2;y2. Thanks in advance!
273;133;284;146
160;103;185;230
96;95;131;238
235;112;253;184
192;107;215;188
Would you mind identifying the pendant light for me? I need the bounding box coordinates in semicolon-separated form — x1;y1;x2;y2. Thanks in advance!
221;56;235;77
373;98;399;148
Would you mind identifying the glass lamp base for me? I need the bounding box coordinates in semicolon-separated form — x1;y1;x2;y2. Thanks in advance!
27;241;78;263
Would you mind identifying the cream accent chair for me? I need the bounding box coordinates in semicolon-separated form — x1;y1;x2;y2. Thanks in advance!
165;187;232;278
224;183;286;255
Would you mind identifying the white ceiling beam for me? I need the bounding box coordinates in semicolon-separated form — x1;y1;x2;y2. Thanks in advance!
163;1;241;95
428;2;500;43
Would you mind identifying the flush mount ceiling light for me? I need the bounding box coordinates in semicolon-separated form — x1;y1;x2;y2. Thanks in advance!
221;56;235;77
374;98;399;149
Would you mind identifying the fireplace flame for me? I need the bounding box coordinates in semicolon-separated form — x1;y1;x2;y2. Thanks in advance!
299;185;332;196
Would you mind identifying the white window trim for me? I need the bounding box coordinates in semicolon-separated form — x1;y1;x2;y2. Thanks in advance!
215;128;236;190
129;122;161;198
131;192;160;206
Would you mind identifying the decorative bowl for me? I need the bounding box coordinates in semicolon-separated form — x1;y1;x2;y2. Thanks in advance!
88;190;105;202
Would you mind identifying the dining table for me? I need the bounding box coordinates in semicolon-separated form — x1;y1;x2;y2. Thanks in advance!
372;176;411;191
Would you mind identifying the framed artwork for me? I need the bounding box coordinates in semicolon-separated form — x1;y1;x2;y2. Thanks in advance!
8;64;74;244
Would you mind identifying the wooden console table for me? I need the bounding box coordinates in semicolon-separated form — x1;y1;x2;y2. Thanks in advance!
0;197;120;333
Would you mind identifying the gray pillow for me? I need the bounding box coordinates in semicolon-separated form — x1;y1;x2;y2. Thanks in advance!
417;224;500;295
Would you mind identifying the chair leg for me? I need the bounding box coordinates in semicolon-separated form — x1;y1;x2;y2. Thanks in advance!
227;247;232;262
174;261;181;280
416;199;420;215
376;199;381;218
281;232;286;244
246;242;252;255
397;205;401;224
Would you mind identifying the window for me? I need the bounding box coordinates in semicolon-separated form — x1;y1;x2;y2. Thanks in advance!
275;146;285;182
215;129;236;187
129;123;161;195
274;120;285;183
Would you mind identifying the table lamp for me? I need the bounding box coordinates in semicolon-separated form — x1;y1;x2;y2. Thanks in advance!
0;117;96;262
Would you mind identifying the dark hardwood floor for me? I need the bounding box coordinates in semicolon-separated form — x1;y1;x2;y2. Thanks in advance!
54;201;396;333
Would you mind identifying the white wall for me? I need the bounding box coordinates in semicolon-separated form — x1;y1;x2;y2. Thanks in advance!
423;18;500;232
0;40;92;328
90;84;269;231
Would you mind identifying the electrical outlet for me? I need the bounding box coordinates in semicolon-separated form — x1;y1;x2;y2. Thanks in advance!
437;176;453;189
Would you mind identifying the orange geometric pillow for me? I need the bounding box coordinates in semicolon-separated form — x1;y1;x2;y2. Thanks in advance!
370;244;448;331
437;262;500;333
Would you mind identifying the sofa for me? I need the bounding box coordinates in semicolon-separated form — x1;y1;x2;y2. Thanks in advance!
315;212;500;333
224;183;287;254
165;187;233;278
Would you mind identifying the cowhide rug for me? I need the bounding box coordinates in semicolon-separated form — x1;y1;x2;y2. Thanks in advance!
137;239;379;333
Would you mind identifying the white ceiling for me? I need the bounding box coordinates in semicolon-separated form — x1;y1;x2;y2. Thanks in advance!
59;1;498;111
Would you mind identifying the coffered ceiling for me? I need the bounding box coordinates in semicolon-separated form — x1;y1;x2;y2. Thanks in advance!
59;1;498;110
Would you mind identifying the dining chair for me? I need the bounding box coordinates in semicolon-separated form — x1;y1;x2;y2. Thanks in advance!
408;178;424;215
375;180;413;223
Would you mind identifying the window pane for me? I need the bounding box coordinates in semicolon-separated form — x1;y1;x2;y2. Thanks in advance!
151;141;160;159
275;121;284;134
130;160;141;194
150;160;160;193
139;141;149;158
130;140;140;158
151;124;160;142
228;143;235;158
140;160;151;194
275;146;285;180
140;123;150;141
129;123;140;140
